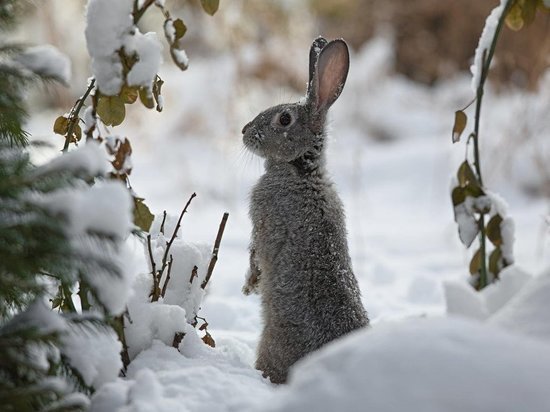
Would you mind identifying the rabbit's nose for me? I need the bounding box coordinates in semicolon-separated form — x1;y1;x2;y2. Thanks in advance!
242;122;252;134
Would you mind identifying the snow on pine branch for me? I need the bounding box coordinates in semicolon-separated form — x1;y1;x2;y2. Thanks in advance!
470;0;508;92
15;45;72;85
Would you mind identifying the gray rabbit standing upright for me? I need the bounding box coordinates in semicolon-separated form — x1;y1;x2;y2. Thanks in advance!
242;37;369;384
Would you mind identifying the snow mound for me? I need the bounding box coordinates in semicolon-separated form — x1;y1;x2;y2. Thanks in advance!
444;265;532;320
490;267;550;343
262;318;550;412
91;340;271;412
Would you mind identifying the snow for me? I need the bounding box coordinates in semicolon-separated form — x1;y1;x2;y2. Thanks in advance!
171;48;189;68
85;0;133;95
123;213;212;359
85;0;163;95
470;0;507;92
34;140;108;178
490;267;550;342
260;318;550;412
61;325;122;388
25;16;550;411
16;44;71;85
444;265;532;319
124;30;163;89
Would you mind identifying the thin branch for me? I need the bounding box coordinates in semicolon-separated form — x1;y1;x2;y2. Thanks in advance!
172;331;185;348
201;212;229;290
160;254;174;298
161;192;196;270
146;234;159;299
189;265;198;284
63;78;95;152
160;210;167;235
132;0;155;24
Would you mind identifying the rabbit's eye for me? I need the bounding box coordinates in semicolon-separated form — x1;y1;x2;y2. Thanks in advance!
279;112;292;126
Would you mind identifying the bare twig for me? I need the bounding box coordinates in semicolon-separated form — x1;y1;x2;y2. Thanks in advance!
160;254;174;298
189;265;198;284
63;78;95;152
161;193;196;270
172;331;185;348
160;210;167;235
132;0;155;24
146;234;160;298
201;212;229;290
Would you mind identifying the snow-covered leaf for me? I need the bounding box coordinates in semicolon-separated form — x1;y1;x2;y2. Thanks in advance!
97;95;126;126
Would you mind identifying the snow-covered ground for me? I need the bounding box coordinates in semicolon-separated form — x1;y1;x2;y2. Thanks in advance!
28;29;550;411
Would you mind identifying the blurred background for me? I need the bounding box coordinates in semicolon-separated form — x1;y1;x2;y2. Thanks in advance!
10;0;550;331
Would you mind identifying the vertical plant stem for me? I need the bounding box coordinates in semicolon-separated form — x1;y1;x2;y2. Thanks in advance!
471;0;512;289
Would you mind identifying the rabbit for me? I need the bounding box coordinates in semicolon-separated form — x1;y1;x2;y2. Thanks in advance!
241;37;369;384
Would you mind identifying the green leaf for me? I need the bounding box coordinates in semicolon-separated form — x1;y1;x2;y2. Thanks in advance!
457;161;479;188
452;110;467;143
488;247;503;277
133;197;154;232
72;123;82;142
53;116;68;135
486;214;503;246
464;183;485;199
139;88;155;109
451;186;465;206
469;248;482;275
120;85;139;104
97;95;126;126
173;18;187;41
200;0;220;15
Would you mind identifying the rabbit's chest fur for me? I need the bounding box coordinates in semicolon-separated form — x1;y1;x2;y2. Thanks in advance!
250;162;367;330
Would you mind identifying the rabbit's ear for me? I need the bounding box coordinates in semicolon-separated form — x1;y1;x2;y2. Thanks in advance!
308;39;349;116
307;36;328;98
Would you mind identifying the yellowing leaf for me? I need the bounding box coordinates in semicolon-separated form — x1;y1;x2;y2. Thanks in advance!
200;0;219;15
506;2;525;31
173;18;187;41
139;88;155;109
488;247;503;277
469;248;482;275
133;197;154;232
522;0;538;26
486;214;503;246
120;85;139;104
53;116;69;135
452;110;467;143
97;95;126;126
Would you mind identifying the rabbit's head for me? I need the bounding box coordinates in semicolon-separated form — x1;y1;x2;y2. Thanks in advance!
242;37;349;166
